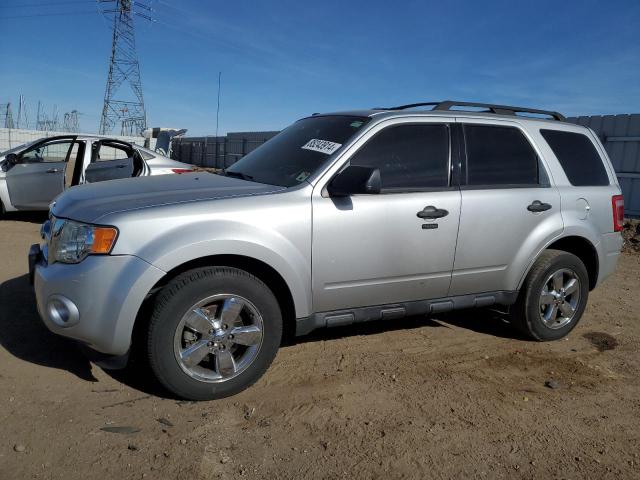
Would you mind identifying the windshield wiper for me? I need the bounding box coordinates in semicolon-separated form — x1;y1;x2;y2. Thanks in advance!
223;170;254;181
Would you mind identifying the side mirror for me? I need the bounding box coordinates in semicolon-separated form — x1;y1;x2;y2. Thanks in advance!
6;153;19;165
327;165;381;197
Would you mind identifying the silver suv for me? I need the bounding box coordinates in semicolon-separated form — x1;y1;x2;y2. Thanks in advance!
29;101;624;400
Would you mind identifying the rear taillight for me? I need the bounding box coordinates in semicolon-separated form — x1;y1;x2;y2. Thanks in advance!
171;168;194;174
612;194;624;232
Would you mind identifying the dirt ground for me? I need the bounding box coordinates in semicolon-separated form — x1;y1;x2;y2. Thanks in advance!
1;213;639;480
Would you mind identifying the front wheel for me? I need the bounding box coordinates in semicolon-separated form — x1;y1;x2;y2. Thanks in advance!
511;249;589;341
147;266;282;400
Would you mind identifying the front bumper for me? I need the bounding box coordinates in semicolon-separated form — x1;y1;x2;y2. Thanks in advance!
32;247;165;356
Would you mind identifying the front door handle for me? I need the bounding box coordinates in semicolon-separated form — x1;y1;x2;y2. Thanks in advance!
417;206;449;219
527;200;552;212
116;164;127;169
46;168;61;173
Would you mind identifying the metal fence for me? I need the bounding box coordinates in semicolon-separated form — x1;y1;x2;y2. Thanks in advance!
567;114;640;218
171;131;279;169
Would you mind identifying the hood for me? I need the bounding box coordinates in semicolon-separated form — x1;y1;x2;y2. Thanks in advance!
52;172;285;223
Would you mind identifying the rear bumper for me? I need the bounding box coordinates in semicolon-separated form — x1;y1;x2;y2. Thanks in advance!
33;252;165;355
597;232;623;286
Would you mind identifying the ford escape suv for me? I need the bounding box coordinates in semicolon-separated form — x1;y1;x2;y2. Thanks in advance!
29;101;624;400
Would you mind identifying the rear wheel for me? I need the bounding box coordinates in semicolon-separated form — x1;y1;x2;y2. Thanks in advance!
511;249;589;341
147;266;282;400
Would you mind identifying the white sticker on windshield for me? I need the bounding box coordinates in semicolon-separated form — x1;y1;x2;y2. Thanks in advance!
301;139;342;155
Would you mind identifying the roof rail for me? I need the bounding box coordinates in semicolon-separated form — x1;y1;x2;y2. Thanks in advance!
374;100;566;121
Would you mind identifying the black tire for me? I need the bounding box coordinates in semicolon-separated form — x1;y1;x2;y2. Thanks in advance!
147;266;282;400
510;249;589;341
0;199;5;219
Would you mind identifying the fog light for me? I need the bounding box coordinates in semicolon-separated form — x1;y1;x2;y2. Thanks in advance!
46;295;80;327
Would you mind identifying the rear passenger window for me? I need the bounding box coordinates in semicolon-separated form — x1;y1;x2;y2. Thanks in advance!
464;125;540;186
96;144;130;161
350;124;449;191
540;130;609;186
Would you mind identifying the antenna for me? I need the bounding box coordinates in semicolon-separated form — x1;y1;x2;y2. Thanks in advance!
98;0;151;136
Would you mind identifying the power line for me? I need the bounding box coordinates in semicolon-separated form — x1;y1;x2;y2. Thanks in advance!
0;1;94;8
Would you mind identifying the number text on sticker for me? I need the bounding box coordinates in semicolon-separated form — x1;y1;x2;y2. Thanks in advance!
301;139;342;155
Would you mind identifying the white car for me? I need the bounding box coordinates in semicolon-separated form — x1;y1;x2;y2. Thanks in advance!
0;134;194;214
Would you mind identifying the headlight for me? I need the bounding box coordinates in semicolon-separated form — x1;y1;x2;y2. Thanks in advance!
49;218;118;264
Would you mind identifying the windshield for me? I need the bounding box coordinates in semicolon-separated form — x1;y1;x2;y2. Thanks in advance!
0;140;38;157
225;115;369;187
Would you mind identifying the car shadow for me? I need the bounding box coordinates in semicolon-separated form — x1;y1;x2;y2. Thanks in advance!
0;271;526;398
0;274;98;382
436;308;527;340
287;306;526;346
0;272;170;397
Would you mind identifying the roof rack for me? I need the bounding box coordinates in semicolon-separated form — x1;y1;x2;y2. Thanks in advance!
374;100;566;121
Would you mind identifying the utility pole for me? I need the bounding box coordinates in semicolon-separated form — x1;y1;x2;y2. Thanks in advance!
215;71;222;138
36;100;41;130
98;0;151;136
16;95;24;129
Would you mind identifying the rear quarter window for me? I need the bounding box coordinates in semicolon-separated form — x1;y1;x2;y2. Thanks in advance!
540;129;609;186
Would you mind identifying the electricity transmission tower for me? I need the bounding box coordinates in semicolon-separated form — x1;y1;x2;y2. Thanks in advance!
98;0;151;136
63;110;81;133
36;105;60;132
1;103;14;129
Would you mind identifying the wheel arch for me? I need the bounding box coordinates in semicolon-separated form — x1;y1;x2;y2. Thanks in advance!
520;235;599;291
545;236;599;290
133;254;299;346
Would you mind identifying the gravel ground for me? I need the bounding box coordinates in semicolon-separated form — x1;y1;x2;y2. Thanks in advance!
622;219;640;254
1;213;639;479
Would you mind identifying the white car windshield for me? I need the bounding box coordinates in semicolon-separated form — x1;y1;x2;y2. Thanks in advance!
0;140;38;157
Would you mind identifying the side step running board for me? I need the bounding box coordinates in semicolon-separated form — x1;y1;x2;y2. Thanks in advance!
295;291;518;336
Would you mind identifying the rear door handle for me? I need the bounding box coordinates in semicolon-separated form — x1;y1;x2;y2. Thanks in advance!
46;168;61;173
527;200;552;212
417;206;449;219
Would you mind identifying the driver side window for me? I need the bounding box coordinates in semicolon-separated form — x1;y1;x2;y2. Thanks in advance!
349;123;450;192
21;141;73;163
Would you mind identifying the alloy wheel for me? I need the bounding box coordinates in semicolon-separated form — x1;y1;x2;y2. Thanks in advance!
173;294;264;383
539;268;581;329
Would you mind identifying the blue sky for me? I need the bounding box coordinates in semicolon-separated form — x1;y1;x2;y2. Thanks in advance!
0;0;639;135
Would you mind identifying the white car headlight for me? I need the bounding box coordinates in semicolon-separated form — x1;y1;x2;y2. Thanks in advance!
49;218;118;264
